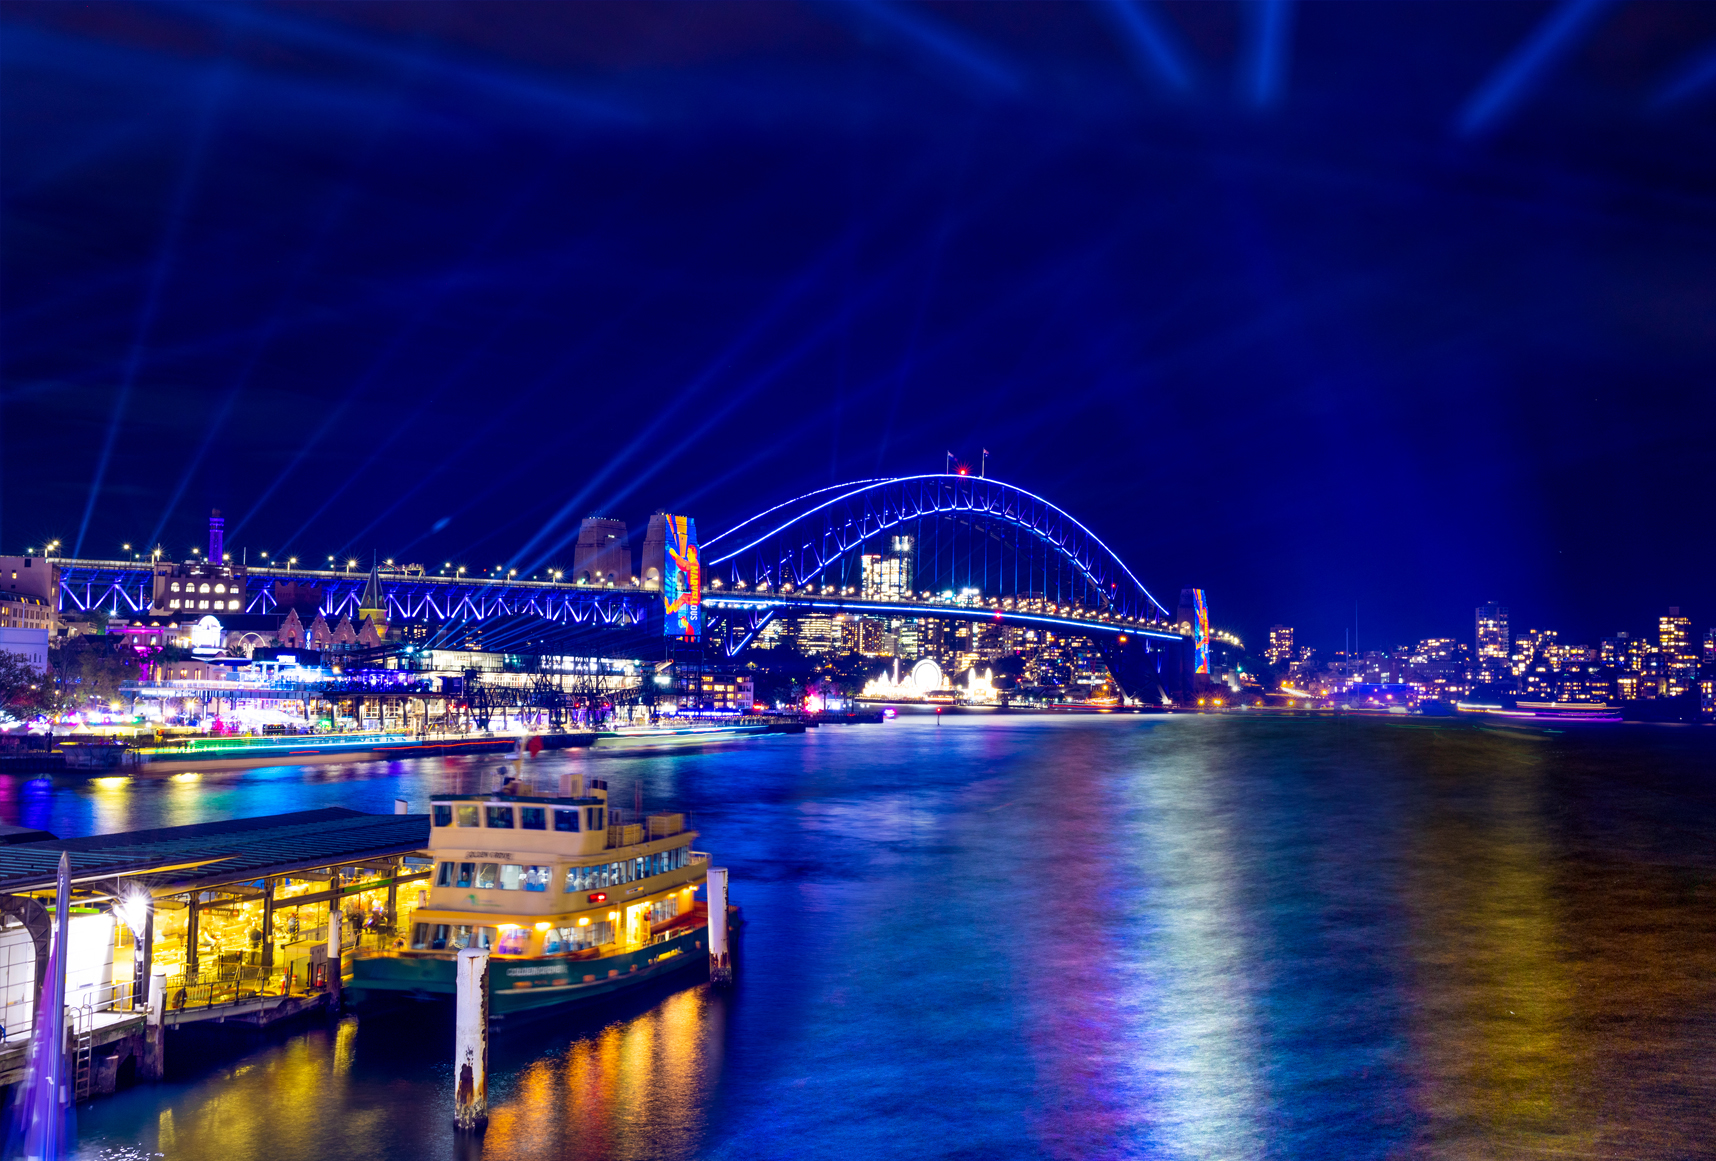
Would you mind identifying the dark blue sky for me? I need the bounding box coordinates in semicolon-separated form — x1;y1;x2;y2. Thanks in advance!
3;1;1713;652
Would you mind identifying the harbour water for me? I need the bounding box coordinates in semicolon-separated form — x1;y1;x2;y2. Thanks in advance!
7;714;1713;1159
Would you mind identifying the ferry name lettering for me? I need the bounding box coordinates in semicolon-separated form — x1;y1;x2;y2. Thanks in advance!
464;851;514;859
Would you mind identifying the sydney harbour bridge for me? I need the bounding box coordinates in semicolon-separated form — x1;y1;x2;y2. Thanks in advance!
51;474;1202;698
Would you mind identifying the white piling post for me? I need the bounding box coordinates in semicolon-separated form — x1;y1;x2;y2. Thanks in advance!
326;871;343;1009
706;866;732;985
144;969;167;1080
452;947;490;1133
394;798;408;814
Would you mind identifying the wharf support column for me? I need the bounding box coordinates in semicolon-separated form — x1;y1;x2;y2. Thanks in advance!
452;948;490;1133
707;867;732;986
142;970;166;1080
326;870;342;1011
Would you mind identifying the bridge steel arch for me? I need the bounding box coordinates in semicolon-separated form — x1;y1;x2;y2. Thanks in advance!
704;474;1174;623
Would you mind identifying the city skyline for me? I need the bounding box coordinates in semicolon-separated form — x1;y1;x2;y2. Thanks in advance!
5;3;1715;673
6;502;1712;663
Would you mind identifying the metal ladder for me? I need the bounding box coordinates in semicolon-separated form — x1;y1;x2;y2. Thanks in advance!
72;1006;94;1102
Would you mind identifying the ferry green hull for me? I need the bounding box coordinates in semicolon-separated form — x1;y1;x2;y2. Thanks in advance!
348;922;715;1017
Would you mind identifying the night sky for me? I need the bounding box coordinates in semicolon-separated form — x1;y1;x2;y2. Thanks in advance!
4;1;1713;653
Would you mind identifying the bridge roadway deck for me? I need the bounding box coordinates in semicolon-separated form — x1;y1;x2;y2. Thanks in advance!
53;559;1190;639
52;559;1198;650
701;591;1185;640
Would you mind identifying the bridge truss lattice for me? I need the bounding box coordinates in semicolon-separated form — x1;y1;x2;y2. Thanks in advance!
703;475;1173;623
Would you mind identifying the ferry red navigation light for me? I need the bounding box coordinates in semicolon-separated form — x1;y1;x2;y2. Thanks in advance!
588;892;607;903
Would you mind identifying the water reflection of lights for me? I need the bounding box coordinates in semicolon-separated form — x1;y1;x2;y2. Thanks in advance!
93;776;130;788
1117;746;1262;1155
1406;748;1590;1150
483;987;718;1160
172;772;202;781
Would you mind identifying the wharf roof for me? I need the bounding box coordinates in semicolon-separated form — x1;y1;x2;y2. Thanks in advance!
431;794;606;806
0;808;429;897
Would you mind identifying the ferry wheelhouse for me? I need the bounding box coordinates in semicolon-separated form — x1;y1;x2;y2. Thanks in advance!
349;777;721;1016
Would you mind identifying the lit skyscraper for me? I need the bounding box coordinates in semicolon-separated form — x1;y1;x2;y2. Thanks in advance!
861;535;915;599
1659;607;1692;659
1475;602;1509;668
1266;625;1295;666
1660;607;1696;694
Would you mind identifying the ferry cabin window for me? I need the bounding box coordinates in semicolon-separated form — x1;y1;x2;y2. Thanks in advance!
499;864;524;890
520;806;546;830
476;863;498;889
433;805;453;827
457;863;475;889
436;862;454;887
486;806;515;829
495;928;529;956
414;923;495;951
452;925;494;950
523;865;551;892
554;809;579;833
552;920;613;952
586;806;604;831
456;806;480;828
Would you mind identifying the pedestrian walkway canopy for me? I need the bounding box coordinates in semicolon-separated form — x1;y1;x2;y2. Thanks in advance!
0;808;434;1037
0;808;429;896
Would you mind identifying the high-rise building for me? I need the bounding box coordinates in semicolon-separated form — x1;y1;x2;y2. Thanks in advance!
1660;608;1695;663
893;618;921;660
1266;625;1294;666
861;535;915;599
1660;607;1696;694
1704;627;1716;663
1475;602;1509;668
797;613;845;655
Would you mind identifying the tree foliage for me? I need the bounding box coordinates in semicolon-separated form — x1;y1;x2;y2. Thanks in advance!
48;635;150;711
0;650;50;719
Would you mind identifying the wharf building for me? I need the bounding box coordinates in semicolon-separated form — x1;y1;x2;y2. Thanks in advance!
0;808;430;1100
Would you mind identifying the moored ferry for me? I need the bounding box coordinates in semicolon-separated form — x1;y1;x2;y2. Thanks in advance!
349;777;728;1016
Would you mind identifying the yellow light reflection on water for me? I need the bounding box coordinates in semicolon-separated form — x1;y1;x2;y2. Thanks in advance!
172;772;201;781
1405;730;1594;1153
89;774;134;834
483;986;717;1161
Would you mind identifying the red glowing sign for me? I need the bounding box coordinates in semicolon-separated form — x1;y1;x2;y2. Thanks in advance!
587;892;607;903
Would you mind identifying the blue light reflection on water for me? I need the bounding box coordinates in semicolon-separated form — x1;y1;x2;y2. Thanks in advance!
22;715;1716;1159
